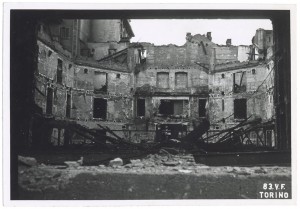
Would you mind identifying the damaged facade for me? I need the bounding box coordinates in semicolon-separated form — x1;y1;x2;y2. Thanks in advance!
34;19;275;148
34;19;135;146
208;28;275;146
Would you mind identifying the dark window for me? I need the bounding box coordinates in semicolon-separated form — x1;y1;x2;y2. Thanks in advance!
234;99;247;119
222;99;225;111
137;99;145;117
48;50;52;57
57;59;63;84
221;74;225;78
93;98;107;119
66;93;71;118
159;100;187;116
199;99;207;117
46;88;53;114
252;69;256;74
84;68;88;74
60;27;70;39
159;100;174;115
175;72;188;88
68;64;72;69
116;74;121;79
157;72;169;88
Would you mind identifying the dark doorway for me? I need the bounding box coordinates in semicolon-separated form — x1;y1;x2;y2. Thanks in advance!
234;99;247;119
199;99;207;117
137;98;145;117
66;93;71;118
93;98;107;119
46;87;53;114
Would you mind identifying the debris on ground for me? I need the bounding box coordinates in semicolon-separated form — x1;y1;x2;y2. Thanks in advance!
109;158;123;167
64;161;80;168
18;156;38;167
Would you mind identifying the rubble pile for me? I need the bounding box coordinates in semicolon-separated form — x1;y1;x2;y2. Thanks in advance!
18;155;291;200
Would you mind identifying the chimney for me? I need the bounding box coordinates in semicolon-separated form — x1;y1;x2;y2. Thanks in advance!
226;39;232;46
207;32;212;41
186;32;192;41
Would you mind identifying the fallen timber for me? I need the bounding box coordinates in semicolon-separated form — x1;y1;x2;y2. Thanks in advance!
29;114;290;166
35;114;272;153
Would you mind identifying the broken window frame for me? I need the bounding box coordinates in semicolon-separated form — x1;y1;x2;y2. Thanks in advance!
94;71;108;94
233;71;247;93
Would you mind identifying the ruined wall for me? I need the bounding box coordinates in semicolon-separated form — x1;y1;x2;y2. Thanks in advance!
72;65;133;121
130;41;211;69
73;65;132;95
79;19;131;60
238;45;250;62
215;46;238;64
86;42;128;60
36;40;134;123
72;92;93;120
36;40;75;118
208;63;274;126
136;68;208;95
129;40;211;132
210;64;268;93
48;19;74;53
107;97;133;122
253;29;273;51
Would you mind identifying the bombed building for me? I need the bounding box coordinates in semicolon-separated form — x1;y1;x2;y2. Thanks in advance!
33;18;276;148
34;19;136;146
208;29;275;147
9;8;292;201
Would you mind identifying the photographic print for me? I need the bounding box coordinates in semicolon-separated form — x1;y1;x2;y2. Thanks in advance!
3;3;295;206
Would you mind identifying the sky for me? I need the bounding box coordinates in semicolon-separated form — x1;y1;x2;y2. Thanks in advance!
130;19;272;46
